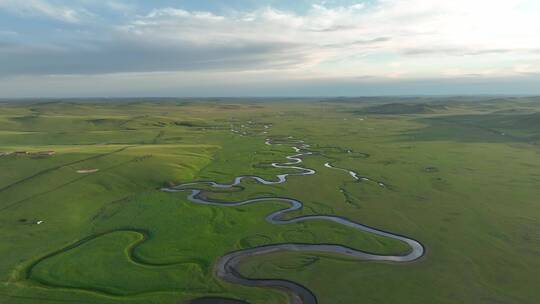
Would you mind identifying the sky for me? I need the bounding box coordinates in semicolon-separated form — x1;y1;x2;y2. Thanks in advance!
0;0;540;97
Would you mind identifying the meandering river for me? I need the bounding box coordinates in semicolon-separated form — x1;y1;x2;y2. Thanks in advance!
162;138;424;304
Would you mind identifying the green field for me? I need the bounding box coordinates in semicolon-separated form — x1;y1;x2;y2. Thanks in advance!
1;98;539;303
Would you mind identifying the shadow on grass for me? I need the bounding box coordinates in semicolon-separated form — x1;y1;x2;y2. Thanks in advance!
402;113;540;145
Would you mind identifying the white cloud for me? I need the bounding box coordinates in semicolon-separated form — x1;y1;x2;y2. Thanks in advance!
0;30;18;37
1;0;540;81
0;0;89;23
104;1;135;13
114;1;540;77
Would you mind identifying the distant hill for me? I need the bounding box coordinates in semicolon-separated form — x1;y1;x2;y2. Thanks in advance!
520;112;540;128
484;112;540;130
353;103;445;115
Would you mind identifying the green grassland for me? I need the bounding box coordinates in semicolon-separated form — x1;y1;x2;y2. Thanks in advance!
1;98;539;303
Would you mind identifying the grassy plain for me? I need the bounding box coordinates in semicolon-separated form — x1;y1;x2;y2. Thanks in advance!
0;98;539;303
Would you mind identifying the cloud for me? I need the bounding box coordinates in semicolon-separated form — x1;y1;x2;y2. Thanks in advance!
0;0;540;81
0;30;18;36
402;48;537;56
0;38;311;76
104;1;135;13
0;0;90;23
115;1;540;76
323;37;391;48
